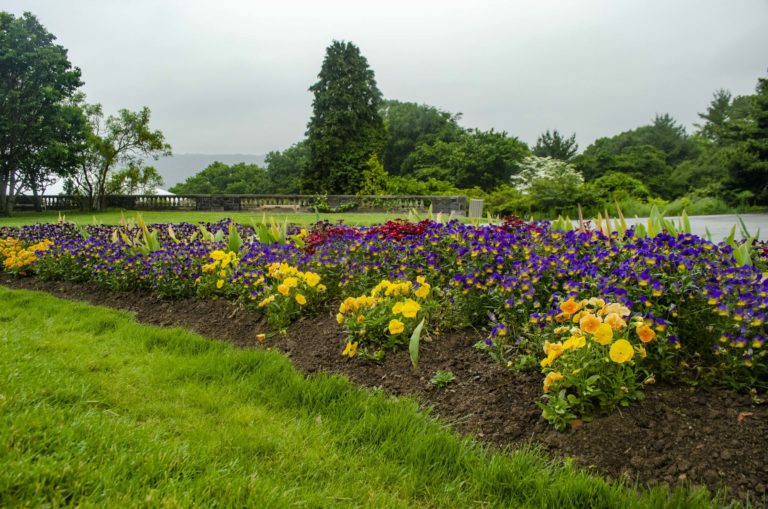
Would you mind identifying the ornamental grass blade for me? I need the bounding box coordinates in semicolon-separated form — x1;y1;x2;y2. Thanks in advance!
409;318;425;370
681;210;691;234
737;215;755;241
614;199;627;235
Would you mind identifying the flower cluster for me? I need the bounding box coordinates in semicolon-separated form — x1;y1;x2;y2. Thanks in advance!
197;249;243;297
336;277;433;356
257;262;325;329
536;297;664;429
0;237;52;275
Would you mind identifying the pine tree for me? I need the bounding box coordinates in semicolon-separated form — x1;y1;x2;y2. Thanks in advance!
304;41;385;194
532;129;578;161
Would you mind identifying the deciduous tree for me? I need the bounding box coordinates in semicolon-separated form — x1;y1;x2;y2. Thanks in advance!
0;12;83;214
380;100;463;175
266;141;308;194
169;161;269;195
69;104;171;209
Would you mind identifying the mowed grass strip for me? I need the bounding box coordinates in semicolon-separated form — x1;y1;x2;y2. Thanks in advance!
0;287;720;508
0;210;418;228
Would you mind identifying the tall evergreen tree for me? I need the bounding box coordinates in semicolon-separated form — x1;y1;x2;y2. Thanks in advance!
532;129;578;161
304;41;385;194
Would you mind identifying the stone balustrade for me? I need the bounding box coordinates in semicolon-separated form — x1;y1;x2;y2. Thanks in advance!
13;194;468;215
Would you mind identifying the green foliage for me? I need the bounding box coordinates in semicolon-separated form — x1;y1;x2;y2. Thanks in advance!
358;154;389;195
532;129;578;160
575;114;697;195
430;370;457;388
380;100;464;174
170;161;270;194
695;89;754;145
724;75;768;205
69;104;171;210
0;12;85;215
384;176;466;196
250;215;291;245
663;194;729;216
304;41;385;194
402;129;529;191
108;163;164;195
585;171;650;203
484;185;534;216
265;140;308;194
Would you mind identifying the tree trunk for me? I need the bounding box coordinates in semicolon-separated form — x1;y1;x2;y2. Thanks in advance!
0;171;9;216
32;186;42;212
0;170;18;216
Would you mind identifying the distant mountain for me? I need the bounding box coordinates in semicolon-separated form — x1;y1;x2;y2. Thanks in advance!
143;153;268;188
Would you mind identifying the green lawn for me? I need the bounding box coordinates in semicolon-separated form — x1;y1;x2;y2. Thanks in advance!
0;209;431;228
0;286;720;508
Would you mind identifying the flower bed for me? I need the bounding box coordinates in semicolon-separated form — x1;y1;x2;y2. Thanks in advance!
1;217;766;429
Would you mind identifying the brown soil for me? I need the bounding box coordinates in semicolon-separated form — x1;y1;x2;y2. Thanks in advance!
2;272;767;506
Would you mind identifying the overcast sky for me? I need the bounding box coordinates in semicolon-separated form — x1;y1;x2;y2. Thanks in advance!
6;0;768;155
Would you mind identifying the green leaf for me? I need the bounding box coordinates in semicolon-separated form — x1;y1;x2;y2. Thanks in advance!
227;223;243;253
409;318;425;369
198;225;214;242
734;243;752;267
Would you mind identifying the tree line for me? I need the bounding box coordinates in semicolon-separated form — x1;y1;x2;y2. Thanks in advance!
3;12;767;216
175;39;768;217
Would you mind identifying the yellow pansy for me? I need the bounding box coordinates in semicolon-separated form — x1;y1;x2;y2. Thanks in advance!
304;272;321;287
593;323;614;345
609;339;634;363
342;341;358;357
543;371;564;393
414;284;431;299
400;299;421;318
388;319;405;335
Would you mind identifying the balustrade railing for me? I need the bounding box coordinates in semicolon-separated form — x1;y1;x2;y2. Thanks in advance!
14;194;468;215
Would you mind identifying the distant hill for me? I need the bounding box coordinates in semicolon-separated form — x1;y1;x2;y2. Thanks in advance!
144;153;268;187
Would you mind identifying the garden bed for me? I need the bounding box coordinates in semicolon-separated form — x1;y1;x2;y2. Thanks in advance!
2;271;766;505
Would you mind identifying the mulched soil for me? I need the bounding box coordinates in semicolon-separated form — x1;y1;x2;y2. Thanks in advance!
2;272;767;506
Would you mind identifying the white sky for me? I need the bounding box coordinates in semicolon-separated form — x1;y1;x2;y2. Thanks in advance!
5;0;768;154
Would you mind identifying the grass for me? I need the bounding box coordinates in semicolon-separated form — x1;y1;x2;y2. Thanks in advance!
0;286;724;508
0;209;426;228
